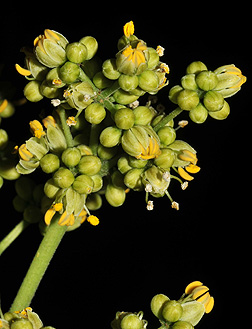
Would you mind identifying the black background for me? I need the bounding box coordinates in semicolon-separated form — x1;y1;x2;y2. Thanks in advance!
0;2;250;328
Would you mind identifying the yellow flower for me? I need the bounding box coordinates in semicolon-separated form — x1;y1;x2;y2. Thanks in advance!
44;203;63;225
123;21;135;38
19;144;34;161
137;136;161;160
29;120;46;138
177;149;201;181
122;42;147;68
185;281;214;313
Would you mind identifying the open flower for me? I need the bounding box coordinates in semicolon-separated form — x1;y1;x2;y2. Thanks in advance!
177;149;201;181
185;281;214;313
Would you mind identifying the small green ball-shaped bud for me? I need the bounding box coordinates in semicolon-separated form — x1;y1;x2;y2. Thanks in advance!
154;148;176;169
46;67;66;88
128;156;148;169
151;294;170;318
90;174;103;192
99;126;122;147
15;177;35;201
13;195;28;212
92;71;113;89
124;168;144;191
203;90;224;112
114;108;135;130
120;314;143;329
66;42;88;63
133;106;155;125
138;70;159;92
97;144;118;160
147;47;160;69
117;155;132;174
102;58;121;80
162;300;183;323
79;36;98;60
177;89;199;111
186;61;207;74
40;154;60;173
105;183;126;207
0;129;8;150
171;321;194;329
59;61;80;84
118;74;139;91
24;81;43;102
40;80;60;98
181;74;198;90
169;85;184;104
113;89;139;105
23;204;43;223
85;103;106;124
10;318;33;329
44;178;60;199
61;147;81;168
189;102;208;124
157;126;176;146
0;100;15;118
72;174;94;194
53;167;75;188
208;100;230;120
78;155;102;175
196;70;218;91
86;193;102;210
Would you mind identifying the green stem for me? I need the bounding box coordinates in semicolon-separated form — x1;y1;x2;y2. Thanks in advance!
153;107;183;132
10;216;67;312
58;107;74;148
89;124;101;155
0;220;30;256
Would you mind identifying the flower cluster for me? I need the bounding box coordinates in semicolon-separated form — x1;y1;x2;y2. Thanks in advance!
0;307;55;329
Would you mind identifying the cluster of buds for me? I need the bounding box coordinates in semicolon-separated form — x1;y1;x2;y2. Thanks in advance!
0;307;55;329
169;61;246;123
111;311;147;329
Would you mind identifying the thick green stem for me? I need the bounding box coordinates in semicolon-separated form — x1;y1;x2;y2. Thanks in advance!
0;220;30;256
10;216;67;312
153;108;183;132
58;107;74;148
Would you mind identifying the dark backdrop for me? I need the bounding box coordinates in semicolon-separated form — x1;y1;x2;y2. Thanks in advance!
0;2;250;328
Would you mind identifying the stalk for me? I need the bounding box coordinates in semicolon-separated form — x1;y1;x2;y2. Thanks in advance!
153;108;183;132
57;107;74;148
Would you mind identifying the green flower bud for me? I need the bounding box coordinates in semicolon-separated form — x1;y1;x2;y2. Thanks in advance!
10;318;33;329
133;106;155;125
105;183;126;207
66;42;88;63
102;59;121;80
78;155;102;175
82;56;102;79
189;102;208;123
124;168;144;191
147;47;160;69
128;156;148;169
186;61;207;74
0;129;8;150
138;70;159;92
181;74;198;90
111;170;126;189
65;81;95;111
203;90;224;112
24;81;44;102
34;29;68;68
85;103;106;124
97;144;118;160
117;34;138;50
129;87;146;96
79;36;98;60
162;300;183;323
15;177;35;201
13;195;28;212
180;301;205;326
114;108;135;129
195;70;218;91
90;174;103;192
120;314;143;329
59;61;80;84
117;155;132;174
142;166;170;197
0;159;20;180
118;74;139;91
208;100;230;120
53;167;75;188
61;147;81;167
72;174;94;194
46;67;66;88
86;193;102;210
177;90;199;111
172;321;194;329
113;89;139;105
0;100;15;118
23;204;43;223
100;126;122;147
154;148;176;169
44;178;60;199
168;85;184;104
40;153;60;173
92;71;113;89
40;80;60;98
151;294;170;318
157;126;176;146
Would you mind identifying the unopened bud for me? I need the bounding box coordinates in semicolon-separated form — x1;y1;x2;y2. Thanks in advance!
118;74;139;91
99;126;122;147
105;183;126;207
44;178;60;199
46;68;66;88
154;148;176;169
10;318;33;329
171;321;194;329
61;147;81;167
114;108;135;129
78;155;102;175
59;61;80;84
124;168;144;191
40;153;60;173
66;42;88;63
102;58;121;80
72;174;94;194
24;81;44;102
120;314;143;329
92;71;113;89
189;102;208;124
138;70;159;92
186;61;207;74
85;103;106;124
177;90;199;111
195;70;218;91
53;167;75;188
113;89;139;105
181;74;198;90
157;126;176;146
151;294;170;318
40;80;60;98
133;106;155;125
208;100;230;120
86;193;102;210
203;90;224;112
79;36;98;60
162;300;183;323
147;47;160;69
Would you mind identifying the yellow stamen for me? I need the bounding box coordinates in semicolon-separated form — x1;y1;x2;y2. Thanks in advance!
42;115;56;128
185;281;203;294
19;144;34;161
137;137;161;160
78;209;87;224
29;120;46;138
192;285;209;299
185;164;201;174
178;149;198;165
15;64;31;77
44;208;56;225
159;63;170;74
87;215;99;226
123;21;134;38
0;99;8;113
52;78;63;86
66;116;77;126
156;45;165;56
178;167;194;181
58;211;75;226
205;296;214;313
122;42;147;67
44;29;60;42
53;203;63;211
